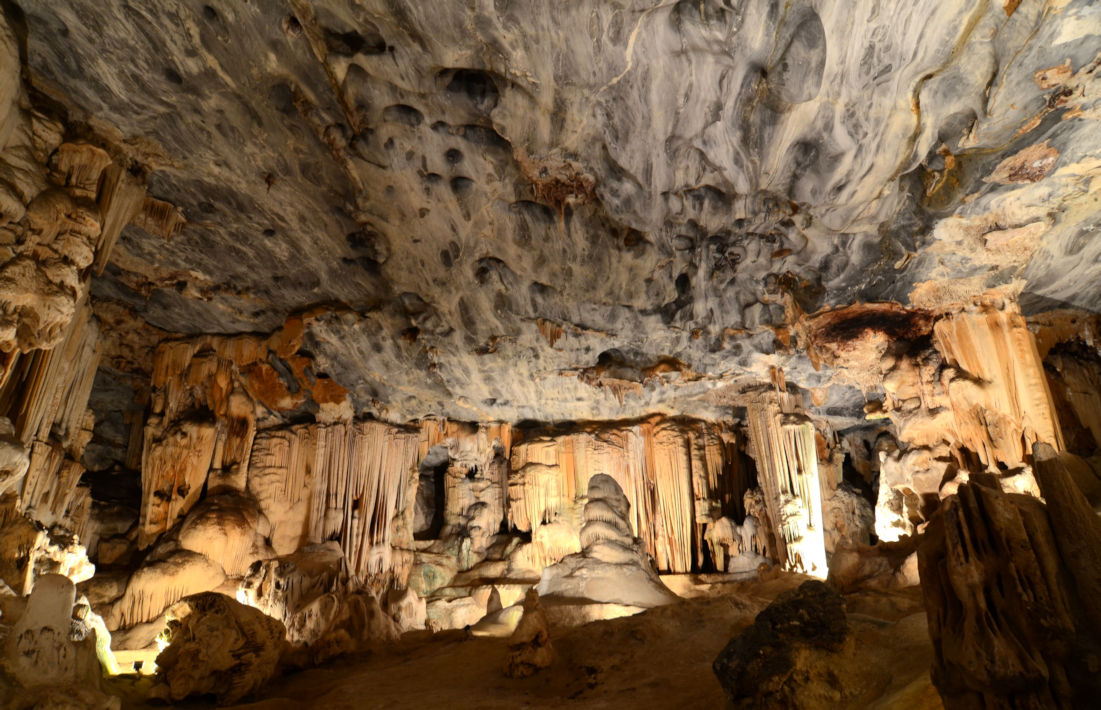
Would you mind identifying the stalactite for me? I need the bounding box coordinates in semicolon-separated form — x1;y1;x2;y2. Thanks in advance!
50;143;112;199
934;298;1064;467
131;196;185;241
140;317;351;549
93;163;145;274
0;509;42;594
746;393;827;577
106;550;226;630
249;420;421;583
307;422;352;545
641;419;695;573
137;420;216;548
1;299;99;452
247;425;316;555
341;421;420;579
507;418;736;573
19;441;84;526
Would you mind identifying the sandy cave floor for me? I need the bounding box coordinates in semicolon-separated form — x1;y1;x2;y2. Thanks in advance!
109;575;943;710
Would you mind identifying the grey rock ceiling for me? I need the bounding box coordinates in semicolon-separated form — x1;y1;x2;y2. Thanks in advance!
15;0;1101;422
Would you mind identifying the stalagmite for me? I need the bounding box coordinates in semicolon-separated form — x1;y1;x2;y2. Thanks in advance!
918;478;1101;708
508;418;734;574
2;573;118;708
536;474;677;609
503;589;552;678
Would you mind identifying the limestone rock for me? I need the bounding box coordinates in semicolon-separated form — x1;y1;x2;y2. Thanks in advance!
712;580;852;709
177;493;272;578
153;592;287;705
746;395;827;575
703;514;768;575
385;587;426;633
826;538;920;593
1;573;118;709
509;419;732;574
238;542;347;642
822;483;874;553
918;476;1101;708
536;474;677;608
105;549;225;630
503;589;551;678
285;591;399;665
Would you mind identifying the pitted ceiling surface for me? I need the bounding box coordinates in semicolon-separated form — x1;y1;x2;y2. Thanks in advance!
15;0;1101;421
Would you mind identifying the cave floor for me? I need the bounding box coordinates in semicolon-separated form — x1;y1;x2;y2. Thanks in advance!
112;574;941;709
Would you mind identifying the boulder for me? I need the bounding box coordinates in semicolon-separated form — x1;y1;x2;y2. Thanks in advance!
713;580;853;709
153;592;287;705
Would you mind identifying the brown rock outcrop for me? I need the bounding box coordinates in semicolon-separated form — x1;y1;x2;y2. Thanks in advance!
153;592;287;705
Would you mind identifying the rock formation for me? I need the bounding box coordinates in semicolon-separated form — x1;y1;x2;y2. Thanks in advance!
1;573;119;709
535;474;678;610
746;390;828;575
503;589;552;679
712;580;853;709
918;445;1101;708
153;592;287;705
0;1;1096;707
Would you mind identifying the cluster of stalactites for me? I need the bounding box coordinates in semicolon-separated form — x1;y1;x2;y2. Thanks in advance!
932;301;1064;468
508;418;740;574
746;392;827;577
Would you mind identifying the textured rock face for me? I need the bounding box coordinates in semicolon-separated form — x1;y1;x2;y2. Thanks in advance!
8;0;1099;424
503;589;551;679
918;453;1101;708
4;574;90;687
154;592;288;705
712;580;852;709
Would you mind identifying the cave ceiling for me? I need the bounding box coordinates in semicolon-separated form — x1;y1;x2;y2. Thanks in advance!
13;0;1101;423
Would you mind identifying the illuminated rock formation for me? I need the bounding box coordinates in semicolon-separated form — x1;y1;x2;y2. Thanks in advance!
509;418;738;574
238;542;347;643
746;393;828;577
153;593;287;705
1;573;118;708
105;549;225;631
932;295;1064;467
535;474;677;609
